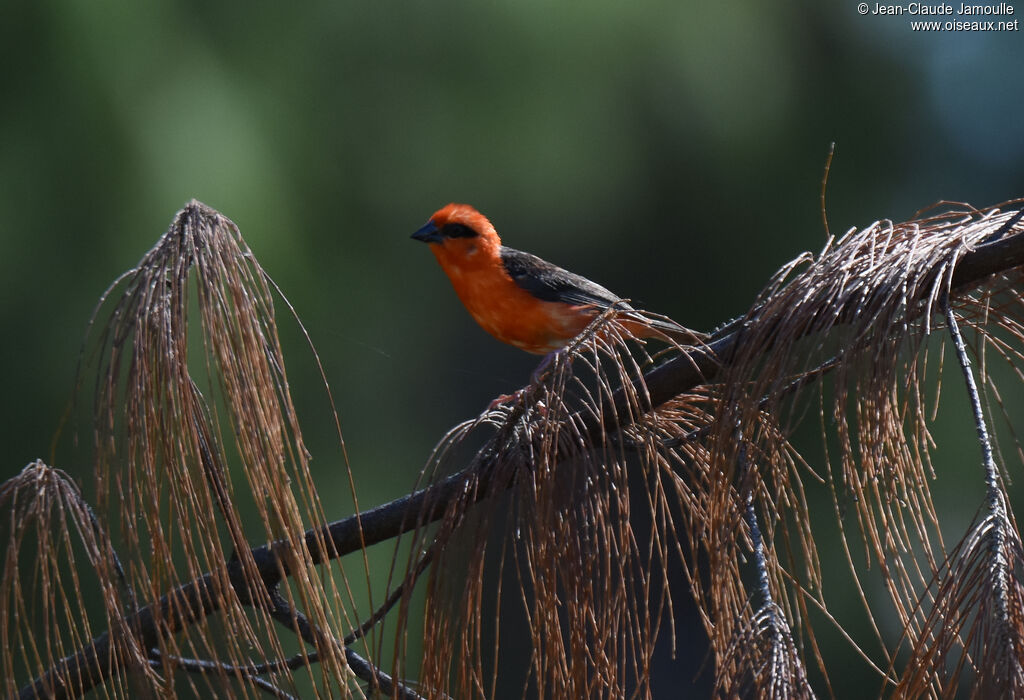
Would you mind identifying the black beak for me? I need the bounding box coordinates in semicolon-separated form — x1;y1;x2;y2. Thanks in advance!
411;220;442;243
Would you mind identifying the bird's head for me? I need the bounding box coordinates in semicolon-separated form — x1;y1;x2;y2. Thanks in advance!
411;204;502;262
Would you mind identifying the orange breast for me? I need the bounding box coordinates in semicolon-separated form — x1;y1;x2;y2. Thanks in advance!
433;247;597;354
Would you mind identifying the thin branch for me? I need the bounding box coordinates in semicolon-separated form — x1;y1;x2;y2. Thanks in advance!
153;647;316;676
739;442;773;610
892;291;1024;696
148;649;299;700
890;293;1024;698
943;295;1013;625
265;588;427;700
344;650;431;700
345;548;434;646
943;295;1000;495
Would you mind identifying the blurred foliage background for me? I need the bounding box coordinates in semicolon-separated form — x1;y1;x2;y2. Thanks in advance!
3;1;1024;696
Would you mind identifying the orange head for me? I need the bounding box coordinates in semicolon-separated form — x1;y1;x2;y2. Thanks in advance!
410;203;503;263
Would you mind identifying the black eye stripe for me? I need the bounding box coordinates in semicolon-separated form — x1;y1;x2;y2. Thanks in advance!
441;223;478;238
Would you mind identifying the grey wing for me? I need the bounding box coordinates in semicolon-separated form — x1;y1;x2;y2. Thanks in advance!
499;246;624;308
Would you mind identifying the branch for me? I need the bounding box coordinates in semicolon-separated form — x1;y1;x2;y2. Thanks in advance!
264;589;426;700
148;649;299;700
19;220;1024;700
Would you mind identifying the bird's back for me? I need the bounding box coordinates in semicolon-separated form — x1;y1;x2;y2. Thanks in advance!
499;246;624;309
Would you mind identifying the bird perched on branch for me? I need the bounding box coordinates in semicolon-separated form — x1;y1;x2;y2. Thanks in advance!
412;203;705;354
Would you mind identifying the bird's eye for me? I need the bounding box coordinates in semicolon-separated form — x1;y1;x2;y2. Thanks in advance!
441;223;478;239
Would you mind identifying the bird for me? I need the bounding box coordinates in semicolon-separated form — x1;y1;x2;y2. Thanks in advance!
411;203;705;355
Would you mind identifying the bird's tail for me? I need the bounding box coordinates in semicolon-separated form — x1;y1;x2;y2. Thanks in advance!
616;312;707;347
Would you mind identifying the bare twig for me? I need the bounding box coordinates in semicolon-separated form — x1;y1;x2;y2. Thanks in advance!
148;649;299;700
944;296;1000;495
265;588;427;700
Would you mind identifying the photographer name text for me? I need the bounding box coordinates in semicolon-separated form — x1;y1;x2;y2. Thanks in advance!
868;2;1012;14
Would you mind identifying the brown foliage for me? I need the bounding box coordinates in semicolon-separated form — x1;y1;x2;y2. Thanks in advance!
4;199;1024;698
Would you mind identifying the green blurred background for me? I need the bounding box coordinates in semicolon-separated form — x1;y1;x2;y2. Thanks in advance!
3;1;1024;696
